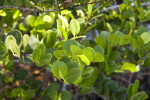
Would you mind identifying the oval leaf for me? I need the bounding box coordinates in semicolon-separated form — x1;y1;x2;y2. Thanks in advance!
5;35;20;56
51;61;68;79
70;19;80;37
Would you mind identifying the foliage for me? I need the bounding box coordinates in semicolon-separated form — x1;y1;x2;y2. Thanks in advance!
0;0;150;99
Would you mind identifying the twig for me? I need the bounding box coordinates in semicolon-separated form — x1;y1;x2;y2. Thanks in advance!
140;72;150;76
0;6;36;12
93;90;106;100
0;0;108;13
62;83;67;91
101;1;150;11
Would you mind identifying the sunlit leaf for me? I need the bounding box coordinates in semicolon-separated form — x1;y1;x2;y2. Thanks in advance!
121;62;136;72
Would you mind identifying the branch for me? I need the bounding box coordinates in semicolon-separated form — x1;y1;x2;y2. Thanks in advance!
102;1;150;11
1;1;150;13
0;0;109;13
0;6;36;12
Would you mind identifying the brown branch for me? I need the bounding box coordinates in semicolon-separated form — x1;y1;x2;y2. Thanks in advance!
0;0;109;13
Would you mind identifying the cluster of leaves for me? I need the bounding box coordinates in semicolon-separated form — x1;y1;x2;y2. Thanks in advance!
0;0;150;99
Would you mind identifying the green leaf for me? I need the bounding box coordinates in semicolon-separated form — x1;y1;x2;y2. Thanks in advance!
93;52;104;62
79;68;98;87
130;92;145;100
106;23;113;33
11;88;24;98
78;55;90;65
127;84;133;99
135;0;141;6
33;16;43;27
32;48;41;62
119;35;130;46
14;69;28;80
58;15;68;30
124;9;134;19
37;44;46;55
5;88;12;97
38;53;52;66
100;31;110;44
19;23;29;31
0;49;8;60
144;57;150;66
78;86;93;95
119;4;126;13
5;35;20;56
12;9;22;21
53;50;68;59
121;62;136;72
130;38;138;51
22;90;35;100
109;51;120;60
115;31;124;37
79;76;96;87
70;19;80;37
43;15;53;24
73;76;82;85
94;45;104;55
88;2;93;16
25;15;36;27
107;61;118;72
59;91;72;100
91;14;104;20
107;44;112;57
29;80;42;91
23;34;29;50
108;34;120;46
140;32;150;44
32;44;46;62
63;39;78;53
66;68;81;83
0;41;3;50
67;61;79;69
96;36;106;48
132;80;139;94
137;36;144;48
45;83;60;93
82;67;94;78
59;26;68;40
125;21;132;33
43;30;57;48
51;61;68;79
66;62;81;83
70;45;83;56
123;0;131;6
137;25;148;36
7;30;22;45
28;37;41;50
0;10;6;16
114;88;127;99
137;93;148;100
44;83;59;100
32;44;51;66
83;47;95;62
